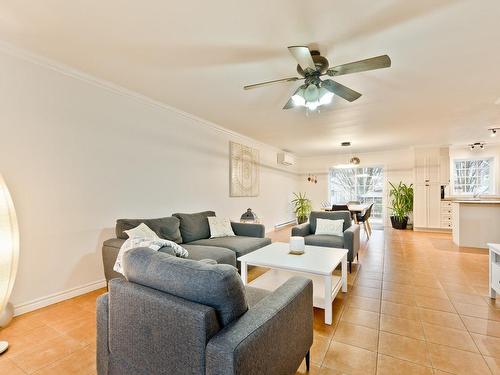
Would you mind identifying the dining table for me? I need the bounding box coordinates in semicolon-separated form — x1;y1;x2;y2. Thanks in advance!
322;203;371;224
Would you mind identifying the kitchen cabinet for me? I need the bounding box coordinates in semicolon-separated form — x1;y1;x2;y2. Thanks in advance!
414;181;441;228
440;201;453;228
414;147;449;230
415;148;440;185
439;147;450;185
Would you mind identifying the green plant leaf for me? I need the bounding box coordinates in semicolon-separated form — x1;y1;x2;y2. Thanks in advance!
291;192;312;220
388;181;414;220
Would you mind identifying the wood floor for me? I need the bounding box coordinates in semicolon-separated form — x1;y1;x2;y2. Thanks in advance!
1;228;499;374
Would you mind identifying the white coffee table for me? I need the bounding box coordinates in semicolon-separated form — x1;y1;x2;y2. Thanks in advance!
238;242;348;325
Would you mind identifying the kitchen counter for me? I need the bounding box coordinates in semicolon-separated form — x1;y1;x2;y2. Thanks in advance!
452;201;500;248
453;200;500;204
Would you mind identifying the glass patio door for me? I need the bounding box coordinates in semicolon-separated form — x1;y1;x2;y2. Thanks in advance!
328;166;384;223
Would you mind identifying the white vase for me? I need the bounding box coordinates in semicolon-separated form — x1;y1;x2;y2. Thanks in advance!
289;236;305;254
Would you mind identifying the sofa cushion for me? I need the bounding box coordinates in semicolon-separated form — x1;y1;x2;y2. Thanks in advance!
123;247;247;328
309;211;352;233
208;217;235;238
102;238;177;282
103;238;176;256
103;238;236;267
186;236;271;258
315;218;344;236
181;244;236;267
116;217;182;243
103;238;126;249
124;222;158;239
173;211;215;243
304;234;344;248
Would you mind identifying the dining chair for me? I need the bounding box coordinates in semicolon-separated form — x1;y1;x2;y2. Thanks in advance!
356;203;373;239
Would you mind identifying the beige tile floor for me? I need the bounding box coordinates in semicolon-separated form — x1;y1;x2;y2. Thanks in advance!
1;228;498;374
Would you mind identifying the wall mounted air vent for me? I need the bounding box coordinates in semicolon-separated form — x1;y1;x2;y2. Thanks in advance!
277;152;295;166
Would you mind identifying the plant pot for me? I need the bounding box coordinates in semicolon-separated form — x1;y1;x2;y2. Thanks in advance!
390;216;408;230
297;216;308;225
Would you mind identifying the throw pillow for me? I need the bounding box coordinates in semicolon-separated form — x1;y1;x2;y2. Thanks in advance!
172;211;216;243
124;222;158;239
315;218;344;236
115;217;182;243
208;217;235;238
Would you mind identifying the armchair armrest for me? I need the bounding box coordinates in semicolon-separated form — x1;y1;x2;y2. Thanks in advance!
96;293;109;375
231;222;265;238
343;224;360;261
291;222;311;237
206;276;313;375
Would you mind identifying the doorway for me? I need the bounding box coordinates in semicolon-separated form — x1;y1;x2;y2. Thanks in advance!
328;166;384;225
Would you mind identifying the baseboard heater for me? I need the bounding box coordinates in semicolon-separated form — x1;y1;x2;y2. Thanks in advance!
274;219;297;230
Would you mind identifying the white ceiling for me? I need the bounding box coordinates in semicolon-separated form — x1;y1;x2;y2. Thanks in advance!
1;0;499;156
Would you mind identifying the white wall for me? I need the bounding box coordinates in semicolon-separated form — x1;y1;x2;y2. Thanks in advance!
296;149;414;226
0;46;299;313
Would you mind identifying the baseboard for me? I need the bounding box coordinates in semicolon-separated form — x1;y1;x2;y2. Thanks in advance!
14;279;106;316
413;227;452;233
274;219;297;230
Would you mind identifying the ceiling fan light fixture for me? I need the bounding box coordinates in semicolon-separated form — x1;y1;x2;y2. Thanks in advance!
306;101;320;111
291;92;305;107
304;84;320;102
319;88;334;105
245;48;391;111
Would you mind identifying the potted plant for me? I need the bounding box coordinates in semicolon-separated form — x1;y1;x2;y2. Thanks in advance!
291;192;312;224
388;181;414;230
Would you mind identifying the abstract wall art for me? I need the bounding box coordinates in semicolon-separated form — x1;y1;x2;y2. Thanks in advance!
229;141;259;197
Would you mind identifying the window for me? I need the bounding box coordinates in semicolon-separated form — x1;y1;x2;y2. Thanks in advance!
329;166;384;222
453;158;493;195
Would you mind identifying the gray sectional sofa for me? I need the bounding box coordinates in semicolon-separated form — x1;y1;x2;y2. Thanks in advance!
102;211;271;282
292;211;360;272
97;247;313;375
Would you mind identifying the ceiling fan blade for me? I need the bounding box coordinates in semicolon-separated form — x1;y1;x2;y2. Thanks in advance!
283;85;306;110
327;55;391;76
283;97;295;110
322;79;362;102
243;77;300;90
288;46;316;72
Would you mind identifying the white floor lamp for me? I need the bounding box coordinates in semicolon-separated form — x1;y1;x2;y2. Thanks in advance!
0;174;19;355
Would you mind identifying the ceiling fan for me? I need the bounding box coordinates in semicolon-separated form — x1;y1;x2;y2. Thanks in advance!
243;46;391;110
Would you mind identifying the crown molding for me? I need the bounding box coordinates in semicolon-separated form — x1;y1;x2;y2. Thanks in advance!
0;40;286;155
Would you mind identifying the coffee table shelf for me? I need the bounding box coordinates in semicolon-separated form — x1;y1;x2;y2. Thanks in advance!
248;269;343;310
238;242;348;325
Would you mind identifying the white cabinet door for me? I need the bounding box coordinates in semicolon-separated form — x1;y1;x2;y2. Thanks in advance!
426;148;440;183
414;184;428;228
440;147;450;185
427;148;440;165
415;148;440;184
427;184;442;228
414;147;450;229
428;165;440;184
415;166;427;185
414;149;428;185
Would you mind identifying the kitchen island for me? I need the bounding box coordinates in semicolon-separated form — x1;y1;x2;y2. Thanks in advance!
452;200;500;248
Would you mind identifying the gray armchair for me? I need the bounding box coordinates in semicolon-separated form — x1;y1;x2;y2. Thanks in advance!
97;247;313;375
292;211;360;272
